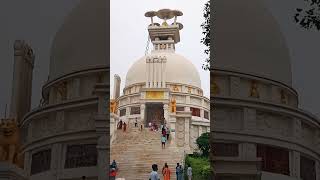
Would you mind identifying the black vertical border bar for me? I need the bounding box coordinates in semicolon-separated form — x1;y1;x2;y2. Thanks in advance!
106;0;111;177
209;0;215;177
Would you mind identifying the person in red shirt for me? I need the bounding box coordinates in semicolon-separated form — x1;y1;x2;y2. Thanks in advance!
109;168;116;180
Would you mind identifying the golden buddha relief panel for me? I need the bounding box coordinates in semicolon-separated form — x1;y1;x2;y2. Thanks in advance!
171;85;181;92
248;80;260;98
256;111;291;138
256;81;268;100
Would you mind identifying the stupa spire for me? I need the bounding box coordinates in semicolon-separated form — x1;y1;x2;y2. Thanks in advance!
145;9;183;52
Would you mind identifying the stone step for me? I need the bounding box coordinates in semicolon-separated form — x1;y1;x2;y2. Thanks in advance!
111;128;184;179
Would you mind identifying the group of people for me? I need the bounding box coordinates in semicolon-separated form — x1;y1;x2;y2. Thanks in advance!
149;163;193;180
161;123;171;149
117;120;127;132
149;122;159;131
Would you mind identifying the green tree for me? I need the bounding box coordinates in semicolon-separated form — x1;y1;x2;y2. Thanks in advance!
201;1;210;70
196;132;210;157
294;0;320;30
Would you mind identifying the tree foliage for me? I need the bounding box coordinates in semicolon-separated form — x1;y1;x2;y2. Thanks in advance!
196;132;210;157
201;1;210;70
184;155;211;180
294;0;320;30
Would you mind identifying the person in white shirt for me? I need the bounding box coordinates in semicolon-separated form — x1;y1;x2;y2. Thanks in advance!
150;164;160;180
187;165;192;180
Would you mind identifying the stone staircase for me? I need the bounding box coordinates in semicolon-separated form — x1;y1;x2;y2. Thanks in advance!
111;124;184;180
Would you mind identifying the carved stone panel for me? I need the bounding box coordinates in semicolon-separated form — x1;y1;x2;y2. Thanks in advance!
64;144;97;169
292;118;302;140
256;112;290;138
190;97;201;106
301;122;315;147
243;108;256;131
130;96;139;103
176;117;185;147
190;125;199;150
230;76;241;97
65;108;95;131
31;118;49;139
55;111;65;133
213;108;242;131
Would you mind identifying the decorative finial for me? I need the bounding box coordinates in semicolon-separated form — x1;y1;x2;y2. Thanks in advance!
145;9;183;29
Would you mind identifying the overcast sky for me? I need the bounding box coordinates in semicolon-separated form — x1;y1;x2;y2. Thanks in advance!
0;0;320;118
110;0;209;98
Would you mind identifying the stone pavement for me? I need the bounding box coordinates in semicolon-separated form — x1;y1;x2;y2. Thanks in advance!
111;125;184;180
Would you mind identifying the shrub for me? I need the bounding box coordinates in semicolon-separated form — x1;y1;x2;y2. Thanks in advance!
184;155;211;180
196;132;210;157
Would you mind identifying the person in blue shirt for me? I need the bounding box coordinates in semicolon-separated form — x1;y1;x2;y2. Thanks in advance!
161;135;167;149
150;164;160;180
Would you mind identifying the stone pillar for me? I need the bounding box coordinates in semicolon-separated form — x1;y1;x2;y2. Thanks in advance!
292;118;302;141
51;143;62;179
73;78;80;98
162;57;166;88
49;88;56;104
198;126;203;137
23;151;30;174
239;143;256;160
185;116;190;151
113;74;121;99
271;85;279;102
97;135;108;180
185;106;191;112
315;130;320;153
316;160;320;180
230;76;241;97
126;106;130;119
146;57;150;88
141;104;145;123
186;95;190;104
10;40;35;123
200;109;204;119
93;83;108;180
157;59;161;87
290;151;300;178
243;108;256;132
154;58;158;87
163;104;169;123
